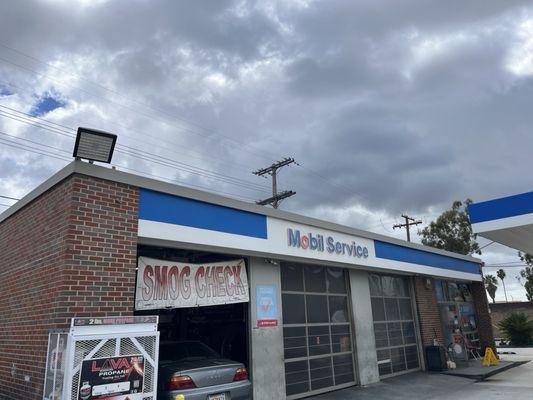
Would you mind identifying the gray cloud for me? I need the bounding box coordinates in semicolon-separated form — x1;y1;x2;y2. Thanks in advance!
2;0;533;298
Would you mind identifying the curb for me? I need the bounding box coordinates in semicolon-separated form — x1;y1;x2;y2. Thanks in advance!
442;361;528;381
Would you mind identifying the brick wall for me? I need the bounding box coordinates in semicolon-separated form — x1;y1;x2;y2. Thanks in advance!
489;302;533;338
0;176;73;399
413;277;444;347
0;173;139;399
60;175;139;322
471;281;496;353
413;278;496;356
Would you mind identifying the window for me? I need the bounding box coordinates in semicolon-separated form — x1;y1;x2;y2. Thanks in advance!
435;280;479;348
282;264;305;291
282;294;306;324
282;263;356;399
369;274;420;377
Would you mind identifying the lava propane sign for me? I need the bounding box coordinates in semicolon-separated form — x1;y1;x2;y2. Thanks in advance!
135;257;249;310
78;355;144;400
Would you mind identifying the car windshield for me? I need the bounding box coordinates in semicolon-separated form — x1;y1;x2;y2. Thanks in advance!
160;342;221;362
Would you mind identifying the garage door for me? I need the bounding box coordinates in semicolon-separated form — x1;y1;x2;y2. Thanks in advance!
281;263;356;399
369;274;420;377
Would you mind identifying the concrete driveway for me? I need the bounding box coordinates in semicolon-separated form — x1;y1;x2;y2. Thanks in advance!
311;348;533;400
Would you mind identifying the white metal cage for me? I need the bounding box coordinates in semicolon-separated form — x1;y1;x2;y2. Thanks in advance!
44;332;69;400
43;317;159;400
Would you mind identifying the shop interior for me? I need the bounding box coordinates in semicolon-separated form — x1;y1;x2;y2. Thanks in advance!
435;280;478;360
135;245;250;367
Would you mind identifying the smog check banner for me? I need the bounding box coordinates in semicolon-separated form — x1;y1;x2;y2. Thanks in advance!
135;257;249;310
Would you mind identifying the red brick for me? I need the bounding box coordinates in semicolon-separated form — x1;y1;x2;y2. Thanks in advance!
0;174;139;399
471;281;496;354
413;277;445;350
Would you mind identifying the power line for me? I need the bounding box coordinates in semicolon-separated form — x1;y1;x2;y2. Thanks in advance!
0;42;283;161
0;104;76;134
0;129;74;157
0;131;260;202
479;241;496;250
0;194;19;201
0;46;423;211
0;46;402;206
3;45;478;218
0;126;444;230
0;112;434;230
0;75;386;211
0;98;258;174
0;136;72;162
0;109;463;231
484;261;530;267
2;78;375;207
393;214;422;242
365;211;442;231
365;217;402;230
484;260;525;266
112;164;259;202
485;261;524;267
0;106;269;191
254;157;297;209
379;218;394;233
0;52;280;163
294;163;370;205
0;134;259;200
0;111;271;194
116;146;270;193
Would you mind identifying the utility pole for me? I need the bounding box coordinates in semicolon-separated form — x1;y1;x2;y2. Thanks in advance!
393;214;422;242
253;157;296;209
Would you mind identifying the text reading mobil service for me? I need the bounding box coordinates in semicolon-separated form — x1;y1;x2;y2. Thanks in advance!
287;228;369;258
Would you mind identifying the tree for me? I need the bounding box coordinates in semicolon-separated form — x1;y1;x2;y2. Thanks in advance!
483;274;498;303
496;268;508;302
518;252;533;302
418;199;480;255
497;312;533;346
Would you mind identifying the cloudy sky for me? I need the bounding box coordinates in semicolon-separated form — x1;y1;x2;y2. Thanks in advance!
1;0;532;301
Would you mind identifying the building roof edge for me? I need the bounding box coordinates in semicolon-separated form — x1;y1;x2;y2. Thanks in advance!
0;160;482;265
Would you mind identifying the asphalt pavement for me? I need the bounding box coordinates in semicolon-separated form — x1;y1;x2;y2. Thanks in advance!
311;348;533;400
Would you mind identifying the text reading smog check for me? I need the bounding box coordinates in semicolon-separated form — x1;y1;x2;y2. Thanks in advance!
287;228;369;258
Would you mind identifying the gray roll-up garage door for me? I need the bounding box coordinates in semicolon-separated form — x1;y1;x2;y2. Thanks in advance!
281;262;357;399
369;274;421;377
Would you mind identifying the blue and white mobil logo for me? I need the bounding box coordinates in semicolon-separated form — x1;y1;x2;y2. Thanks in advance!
287;228;369;258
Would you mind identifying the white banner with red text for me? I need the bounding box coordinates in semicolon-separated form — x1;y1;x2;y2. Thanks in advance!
135;257;249;310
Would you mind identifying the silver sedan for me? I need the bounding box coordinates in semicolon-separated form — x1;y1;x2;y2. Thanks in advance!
157;341;251;400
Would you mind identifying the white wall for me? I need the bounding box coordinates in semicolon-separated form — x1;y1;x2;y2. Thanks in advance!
248;257;286;400
349;269;380;385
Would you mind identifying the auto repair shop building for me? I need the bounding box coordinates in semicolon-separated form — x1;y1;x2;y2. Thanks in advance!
0;161;494;400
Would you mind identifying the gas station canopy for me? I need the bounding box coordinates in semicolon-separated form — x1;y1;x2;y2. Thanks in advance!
469;190;533;254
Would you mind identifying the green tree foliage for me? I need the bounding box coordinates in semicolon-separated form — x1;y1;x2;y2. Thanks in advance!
418;199;480;255
518;252;533;302
496;268;508;302
497;312;533;346
483;274;498;304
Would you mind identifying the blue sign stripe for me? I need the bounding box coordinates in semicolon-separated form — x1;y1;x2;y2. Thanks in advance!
139;189;267;239
468;191;533;224
374;241;480;275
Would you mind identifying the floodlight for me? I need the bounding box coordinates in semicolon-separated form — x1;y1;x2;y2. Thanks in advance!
73;127;117;163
